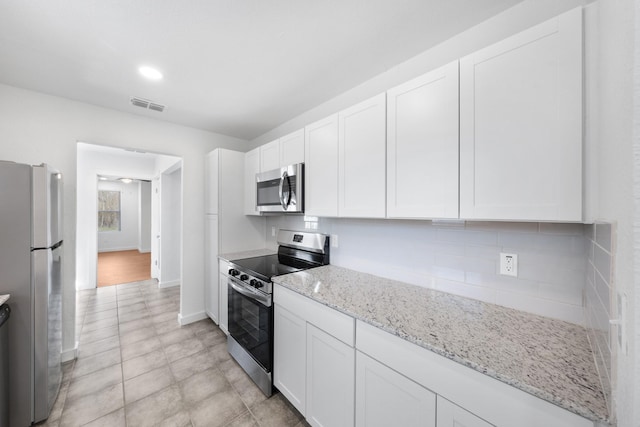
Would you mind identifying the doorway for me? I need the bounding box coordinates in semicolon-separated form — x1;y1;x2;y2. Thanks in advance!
75;142;182;290
96;177;152;287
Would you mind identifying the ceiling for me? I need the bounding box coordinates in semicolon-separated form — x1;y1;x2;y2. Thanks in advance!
0;0;524;140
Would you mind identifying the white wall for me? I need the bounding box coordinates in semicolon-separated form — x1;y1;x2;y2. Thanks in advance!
0;83;248;360
97;180;140;252
593;0;638;425
139;181;152;253
160;165;182;287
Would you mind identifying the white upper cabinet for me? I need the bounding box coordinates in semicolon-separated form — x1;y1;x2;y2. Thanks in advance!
280;129;305;166
387;61;459;219
260;139;280;172
459;8;583;221
305;115;339;217
260;130;305;173
339;93;387;218
244;148;260;216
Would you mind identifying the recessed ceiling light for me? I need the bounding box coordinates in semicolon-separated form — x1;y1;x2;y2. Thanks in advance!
99;176;108;181
120;178;133;184
139;66;163;81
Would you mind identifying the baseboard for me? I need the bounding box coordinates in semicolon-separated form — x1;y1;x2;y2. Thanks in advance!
97;247;139;253
178;311;207;326
61;342;78;363
158;280;180;289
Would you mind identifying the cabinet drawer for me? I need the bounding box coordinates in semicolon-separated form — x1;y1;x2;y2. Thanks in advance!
274;284;355;346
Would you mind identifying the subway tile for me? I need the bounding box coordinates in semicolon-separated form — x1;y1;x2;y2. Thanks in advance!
436;229;498;246
538;222;585;235
465;221;539;233
595;222;613;253
593;244;613;285
434;278;496;305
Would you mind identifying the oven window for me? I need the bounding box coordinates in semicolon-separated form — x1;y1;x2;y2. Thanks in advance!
228;283;273;372
256;178;281;206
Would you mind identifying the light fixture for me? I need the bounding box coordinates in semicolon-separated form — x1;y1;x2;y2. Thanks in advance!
138;66;163;81
120;178;133;184
98;176;107;181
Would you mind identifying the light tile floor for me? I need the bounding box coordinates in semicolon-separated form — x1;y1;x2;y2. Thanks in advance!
38;279;308;427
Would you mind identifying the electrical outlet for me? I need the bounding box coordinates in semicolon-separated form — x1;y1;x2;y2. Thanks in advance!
331;234;338;248
499;253;518;277
271;226;276;237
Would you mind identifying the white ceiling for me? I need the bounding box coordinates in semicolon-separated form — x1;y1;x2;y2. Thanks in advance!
0;0;523;140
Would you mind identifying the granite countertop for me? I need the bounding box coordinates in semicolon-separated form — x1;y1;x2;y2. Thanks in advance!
219;248;276;263
273;265;608;424
0;294;9;306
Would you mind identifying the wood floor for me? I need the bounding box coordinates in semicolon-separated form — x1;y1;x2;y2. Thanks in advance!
97;250;152;287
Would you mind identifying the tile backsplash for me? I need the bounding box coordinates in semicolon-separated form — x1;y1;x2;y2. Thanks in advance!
266;217;588;325
584;222;615;418
266;216;614;419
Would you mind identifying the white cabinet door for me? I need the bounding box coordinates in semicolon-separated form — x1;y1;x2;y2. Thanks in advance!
244;148;260;216
205;151;219;215
274;304;307;415
356;351;436;427
305;115;339;217
459;8;582;221
387;61;459;219
437;397;494;427
204;215;219;323
338;93;386;218
260;139;280;172
306;324;355;427
219;271;228;335
280;129;305;166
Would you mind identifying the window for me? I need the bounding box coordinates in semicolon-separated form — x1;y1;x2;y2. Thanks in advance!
98;190;121;232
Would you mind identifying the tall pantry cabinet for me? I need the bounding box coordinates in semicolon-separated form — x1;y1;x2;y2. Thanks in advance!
205;149;265;330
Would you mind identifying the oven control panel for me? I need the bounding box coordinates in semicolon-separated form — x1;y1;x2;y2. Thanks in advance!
228;268;271;294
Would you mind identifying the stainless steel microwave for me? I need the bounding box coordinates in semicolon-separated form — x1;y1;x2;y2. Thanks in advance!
256;163;304;213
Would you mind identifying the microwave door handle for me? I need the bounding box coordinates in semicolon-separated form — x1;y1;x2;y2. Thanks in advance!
279;171;291;210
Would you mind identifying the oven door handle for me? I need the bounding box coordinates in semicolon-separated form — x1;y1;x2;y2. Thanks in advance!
279;170;291;210
229;278;272;307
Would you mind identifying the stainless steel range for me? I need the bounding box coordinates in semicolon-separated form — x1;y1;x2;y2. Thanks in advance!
227;230;330;396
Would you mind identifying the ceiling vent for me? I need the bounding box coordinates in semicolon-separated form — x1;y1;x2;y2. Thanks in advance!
130;97;165;112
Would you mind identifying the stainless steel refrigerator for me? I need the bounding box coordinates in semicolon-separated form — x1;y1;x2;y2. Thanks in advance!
0;161;63;426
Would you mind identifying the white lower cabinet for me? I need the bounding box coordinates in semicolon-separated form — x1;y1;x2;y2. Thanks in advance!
273;304;307;414
218;260;229;335
273;285;356;427
204;215;219;323
274;288;594;427
437;397;494;427
356;351;435;427
306;324;355;427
